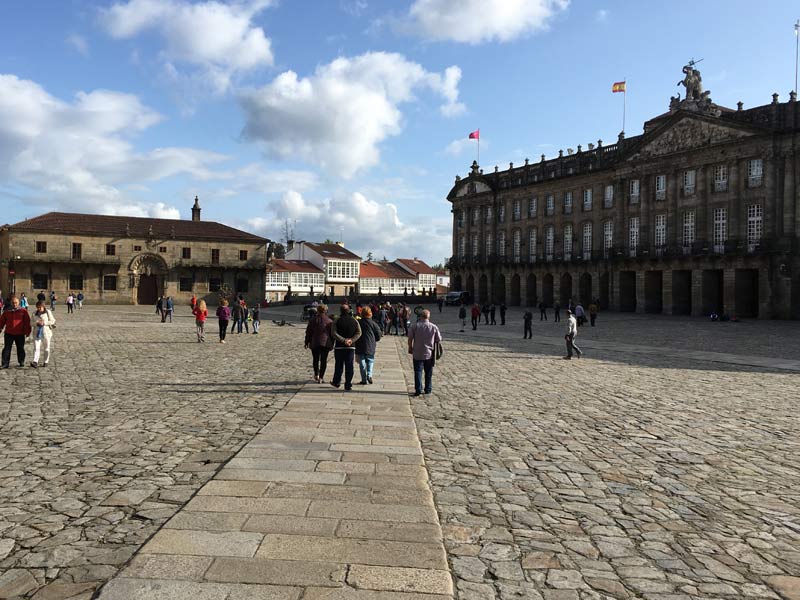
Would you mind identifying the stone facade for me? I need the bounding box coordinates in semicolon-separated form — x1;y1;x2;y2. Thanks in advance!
0;204;268;306
447;72;800;319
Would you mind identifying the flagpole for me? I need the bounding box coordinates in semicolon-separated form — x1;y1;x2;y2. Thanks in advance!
622;79;626;135
795;19;799;95
477;136;480;166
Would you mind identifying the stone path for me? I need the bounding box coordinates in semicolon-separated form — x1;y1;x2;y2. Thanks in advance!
97;341;454;600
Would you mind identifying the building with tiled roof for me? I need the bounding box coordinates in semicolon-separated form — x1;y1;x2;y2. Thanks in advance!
357;261;413;295
265;259;325;302
0;198;268;305
393;258;438;294
285;240;361;297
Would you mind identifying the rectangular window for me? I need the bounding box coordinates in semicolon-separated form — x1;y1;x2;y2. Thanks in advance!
655;174;666;200
103;275;117;291
655;214;666;249
211;249;220;264
683;169;696;195
32;273;48;289
471;207;479;225
133;245;142;252
682;211;695;252
456;210;464;228
105;244;116;256
159;246;167;253
529;229;537;262
179;277;193;292
497;230;506;256
512;230;521;262
458;235;466;257
236;278;249;293
629;179;640;203
747;159;763;187
604;184;614;208
182;247;191;259
564;191;573;214
209;277;222;292
239;250;248;261
546;194;554;216
582;222;592;260
563;224;573;259
628;217;640;257
513;200;521;221
72;243;82;260
747;204;762;251
713;165;728;192
498;205;505;223
583;188;592;211
713;207;727;253
545;226;554;260
472;234;479;258
35;241;47;253
603;220;613;258
528;197;537;218
69;274;84;290
484;206;492;224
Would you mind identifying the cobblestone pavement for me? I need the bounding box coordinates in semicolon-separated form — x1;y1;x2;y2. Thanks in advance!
0;306;309;599
382;305;800;600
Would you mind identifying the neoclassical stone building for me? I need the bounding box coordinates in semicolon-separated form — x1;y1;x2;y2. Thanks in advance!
447;66;800;318
0;198;268;305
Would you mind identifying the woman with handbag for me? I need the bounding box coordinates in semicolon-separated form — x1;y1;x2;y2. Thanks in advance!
305;304;333;383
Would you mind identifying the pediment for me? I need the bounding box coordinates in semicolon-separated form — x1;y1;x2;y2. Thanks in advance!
453;179;492;198
631;115;759;159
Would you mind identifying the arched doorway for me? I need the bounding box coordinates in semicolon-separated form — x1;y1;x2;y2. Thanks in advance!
620;271;637;312
466;274;475;303
599;271;610;309
579;273;592;304
510;274;521;306
495;274;506;303
560;273;573;306
526;274;537;307
543;273;554;306
130;253;168;306
478;275;488;303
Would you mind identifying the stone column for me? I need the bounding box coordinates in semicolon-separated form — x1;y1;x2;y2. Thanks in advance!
723;268;736;316
662;269;673;315
610;270;621;311
635;270;646;314
691;269;703;316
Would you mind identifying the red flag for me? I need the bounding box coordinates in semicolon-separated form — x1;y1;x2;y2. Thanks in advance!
468;129;480;140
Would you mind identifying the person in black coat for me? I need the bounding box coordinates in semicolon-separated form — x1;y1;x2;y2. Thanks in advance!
355;306;382;384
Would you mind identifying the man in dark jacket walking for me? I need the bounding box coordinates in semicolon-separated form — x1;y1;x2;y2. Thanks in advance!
0;295;32;369
356;307;381;384
331;305;361;391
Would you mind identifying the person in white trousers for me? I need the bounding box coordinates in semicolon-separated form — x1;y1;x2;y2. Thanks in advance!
30;301;55;367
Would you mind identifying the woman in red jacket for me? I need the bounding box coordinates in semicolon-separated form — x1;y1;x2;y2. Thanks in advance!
192;299;208;343
0;295;32;369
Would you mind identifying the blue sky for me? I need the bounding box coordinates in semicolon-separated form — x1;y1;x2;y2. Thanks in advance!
1;0;797;265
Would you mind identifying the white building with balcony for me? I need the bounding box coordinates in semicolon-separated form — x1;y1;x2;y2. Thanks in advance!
394;258;437;294
265;259;325;302
285;241;361;297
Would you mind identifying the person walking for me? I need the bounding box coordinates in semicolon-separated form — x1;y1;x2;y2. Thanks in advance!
378;304;389;335
305;304;333;383
523;308;533;339
76;292;84;310
190;294;197;311
37;290;46;304
192;299;208;342
356;306;382;385
49;290;57;312
231;299;243;334
490;302;497;325
156;295;163;319
216;299;231;343
0;295;31;369
66;292;75;314
553;301;561;323
563;309;582;360
499;302;507;326
408;309;442;396
30;300;55;367
251;304;260;334
19;293;28;309
164;296;174;323
482;302;490;324
574;302;586;326
401;304;410;337
471;303;480;331
539;301;547;321
437;297;444;313
588;301;598;327
330;305;361;391
458;303;467;332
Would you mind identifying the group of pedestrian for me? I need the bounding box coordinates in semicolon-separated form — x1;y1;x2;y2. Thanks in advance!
0;294;56;369
465;301;507;330
211;296;260;344
155;295;174;322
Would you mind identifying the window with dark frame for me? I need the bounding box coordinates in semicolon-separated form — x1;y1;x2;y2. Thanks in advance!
103;275;117;291
236;278;249;293
35;241;47;253
72;243;82;259
159;246;167;253
179;277;193;292
133;245;142;251
182;247;191;259
211;249;220;264
105;244;116;256
209;277;221;292
69;274;84;290
239;250;248;261
32;273;48;289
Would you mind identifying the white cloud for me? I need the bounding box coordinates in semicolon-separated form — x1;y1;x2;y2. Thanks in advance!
595;9;609;22
341;0;368;16
243;189;451;264
403;0;569;44
66;33;89;56
239;52;465;178
99;0;275;93
0;74;227;216
444;136;483;157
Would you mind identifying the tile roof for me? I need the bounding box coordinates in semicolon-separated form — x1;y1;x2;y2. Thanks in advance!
359;261;391;278
394;258;436;275
378;261;416;280
270;259;324;273
7;212;267;244
303;242;361;260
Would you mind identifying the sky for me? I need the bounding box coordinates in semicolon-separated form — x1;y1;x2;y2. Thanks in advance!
1;0;798;266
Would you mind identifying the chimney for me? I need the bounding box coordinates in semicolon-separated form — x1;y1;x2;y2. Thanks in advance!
336;241;345;247
191;196;201;222
287;239;295;252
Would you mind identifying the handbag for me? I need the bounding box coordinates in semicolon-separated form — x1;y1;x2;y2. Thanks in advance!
434;341;443;361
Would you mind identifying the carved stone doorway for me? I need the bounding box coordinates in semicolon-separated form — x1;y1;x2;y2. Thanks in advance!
137;274;158;305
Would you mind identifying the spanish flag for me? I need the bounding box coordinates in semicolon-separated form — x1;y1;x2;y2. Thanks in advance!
612;81;626;93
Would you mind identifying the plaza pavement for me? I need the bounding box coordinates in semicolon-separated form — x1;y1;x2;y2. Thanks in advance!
0;303;798;599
